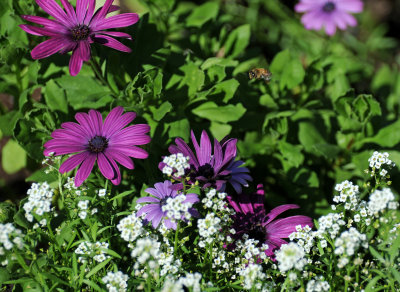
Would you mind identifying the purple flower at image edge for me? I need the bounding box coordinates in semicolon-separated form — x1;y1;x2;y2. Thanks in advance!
227;184;313;259
19;0;139;75
295;0;364;36
161;130;252;194
44;106;151;187
136;180;200;230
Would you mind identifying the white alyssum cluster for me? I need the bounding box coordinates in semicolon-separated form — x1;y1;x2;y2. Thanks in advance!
64;177;78;190
235;238;268;263
201;189;228;212
102;271;129;292
314;213;346;239
131;237;161;267
198;212;222;247
275;242;307;273
0;223;24;258
177;272;202;292
162;153;190;177
161;278;184;292
368;188;398;216
368;151;394;170
334;227;368;258
161;194;194;223
117;212;144;242
75;241;110;263
306;276;330;292
239;264;266;290
333;180;359;210
289;225;315;253
23;182;54;222
77;199;90;219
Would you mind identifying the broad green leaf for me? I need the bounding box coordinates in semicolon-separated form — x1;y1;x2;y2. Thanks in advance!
192;102;246;123
298;122;326;152
281;58;305;89
0;267;10;284
359;119;400;148
85;258;111;278
152;101;172;121
278;141;304;168
2;139;26;174
270;49;290;74
210;121;232;141
180;62;205;97
211;79;239;103
166;119;190;141
56;75;112;110
186;2;219;27
224;24;251;59
369;246;386;264
44;79;68;113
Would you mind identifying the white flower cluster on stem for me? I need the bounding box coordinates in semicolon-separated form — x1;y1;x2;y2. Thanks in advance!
117;212;144;242
23;182;54;222
102;271;129;292
161;194;194;222
74;241;110;263
275;242;307;273
162;153;190;177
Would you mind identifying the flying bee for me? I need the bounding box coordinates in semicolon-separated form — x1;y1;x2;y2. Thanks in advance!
248;68;272;83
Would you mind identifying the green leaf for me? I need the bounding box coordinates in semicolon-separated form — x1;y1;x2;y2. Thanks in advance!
364;275;382;292
22;280;43;292
270;50;290;74
26;168;58;184
56;75;112;110
81;279;102;291
192;102;246;123
44;79;68;113
369;246;386;264
224;24;251;59
180;62;205;97
278;141;304;168
153;101;172;121
298;122;326;152
360;119;400;148
211;79;239;103
210;122;232;141
2;139;26;174
85;258;111;278
280;58;305;89
186;2;219;27
0;267;10;283
166;119;190;141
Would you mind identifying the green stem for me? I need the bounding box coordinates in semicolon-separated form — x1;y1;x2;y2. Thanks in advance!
58;172;64;209
173;222;180;258
89;59;117;96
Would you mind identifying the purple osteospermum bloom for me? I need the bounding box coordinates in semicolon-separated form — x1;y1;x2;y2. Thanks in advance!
19;0;139;76
295;0;363;36
227;184;313;259
160;130;252;193
44;106;150;187
136;180;199;229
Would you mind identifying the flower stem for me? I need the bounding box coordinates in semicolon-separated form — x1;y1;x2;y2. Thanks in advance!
89;59;118;96
174;221;180;258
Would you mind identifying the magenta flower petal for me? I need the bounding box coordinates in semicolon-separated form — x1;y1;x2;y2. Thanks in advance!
92;34;132;52
59;152;89;173
104;111;136;137
94;13;139;31
31;38;66;59
136;197;160;203
295;0;363;36
164;130;251;193
44;107;151;186
75;154;96;186
21;0;139;76
228;185;313;259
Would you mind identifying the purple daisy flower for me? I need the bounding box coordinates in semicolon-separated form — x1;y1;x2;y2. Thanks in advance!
295;0;363;36
161;130;252;194
227;184;313;259
19;0;139;76
136;180;199;229
44;106;151;187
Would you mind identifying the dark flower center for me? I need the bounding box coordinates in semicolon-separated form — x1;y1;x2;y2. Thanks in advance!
247;224;267;244
70;25;90;41
88;136;108;153
322;1;336;13
197;163;215;179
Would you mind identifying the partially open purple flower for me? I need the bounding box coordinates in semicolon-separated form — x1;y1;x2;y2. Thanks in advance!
227;184;313;259
161;130;252;194
295;0;363;36
20;0;139;75
136;180;199;230
44;106;150;187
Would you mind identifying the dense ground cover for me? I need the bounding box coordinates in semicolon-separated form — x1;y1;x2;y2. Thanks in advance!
1;0;400;291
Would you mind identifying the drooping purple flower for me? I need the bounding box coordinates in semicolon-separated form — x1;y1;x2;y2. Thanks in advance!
160;130;252;194
136;180;199;230
19;0;139;76
295;0;363;36
227;184;313;259
44;106;150;187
